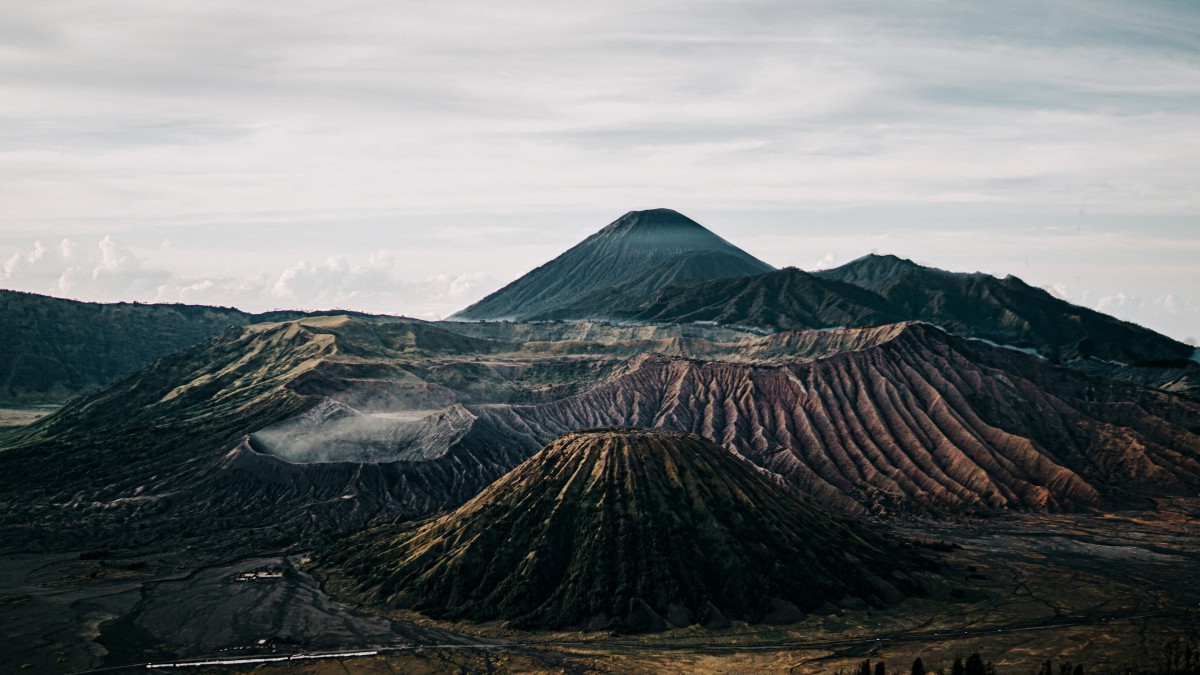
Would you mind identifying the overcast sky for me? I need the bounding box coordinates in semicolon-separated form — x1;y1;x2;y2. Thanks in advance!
2;1;1198;342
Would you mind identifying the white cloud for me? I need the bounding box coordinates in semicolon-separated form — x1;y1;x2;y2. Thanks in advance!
1;236;494;318
814;252;838;271
1154;293;1178;314
1;236;168;300
3;1;1200;230
0;1;1196;335
1096;291;1136;313
1044;283;1069;300
261;253;490;316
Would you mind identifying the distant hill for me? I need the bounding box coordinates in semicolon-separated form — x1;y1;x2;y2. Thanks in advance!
812;253;927;287
450;209;774;321
318;428;934;630
0;290;408;403
813;254;1192;363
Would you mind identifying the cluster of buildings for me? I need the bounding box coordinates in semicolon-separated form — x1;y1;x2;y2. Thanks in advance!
233;567;285;582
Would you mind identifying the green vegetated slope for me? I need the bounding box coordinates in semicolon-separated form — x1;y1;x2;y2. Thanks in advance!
0;291;254;403
318;428;935;631
0;289;410;404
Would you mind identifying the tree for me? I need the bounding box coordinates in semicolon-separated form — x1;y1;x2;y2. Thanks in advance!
965;654;985;675
911;658;926;675
952;657;965;675
858;660;872;675
875;662;886;675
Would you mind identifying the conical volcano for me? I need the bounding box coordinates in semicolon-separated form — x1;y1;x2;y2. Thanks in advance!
450;209;773;321
319;428;932;630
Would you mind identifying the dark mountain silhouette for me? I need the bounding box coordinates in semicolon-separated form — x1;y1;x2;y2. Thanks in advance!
318;428;933;630
0;289;408;404
450;211;1187;368
814;254;1191;363
450;209;773;321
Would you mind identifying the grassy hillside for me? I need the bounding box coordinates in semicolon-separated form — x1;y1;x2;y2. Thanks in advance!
0;290;407;404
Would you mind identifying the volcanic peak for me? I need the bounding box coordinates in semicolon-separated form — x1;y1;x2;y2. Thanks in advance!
318;428;932;630
450;208;772;321
597;207;706;234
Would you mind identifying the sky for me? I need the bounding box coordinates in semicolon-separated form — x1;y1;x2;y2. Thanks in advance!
1;1;1198;342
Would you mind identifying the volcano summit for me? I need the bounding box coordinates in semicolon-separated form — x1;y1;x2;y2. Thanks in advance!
450;208;775;321
317;428;933;631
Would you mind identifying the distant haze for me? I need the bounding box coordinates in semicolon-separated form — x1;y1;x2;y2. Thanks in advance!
1;1;1197;342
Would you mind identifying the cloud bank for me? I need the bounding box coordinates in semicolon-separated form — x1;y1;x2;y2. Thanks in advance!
0;1;1196;335
1;237;490;318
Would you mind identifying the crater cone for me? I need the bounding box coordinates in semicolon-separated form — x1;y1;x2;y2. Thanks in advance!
319;428;933;630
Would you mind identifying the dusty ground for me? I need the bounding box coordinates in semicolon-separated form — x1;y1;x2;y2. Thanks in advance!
0;550;485;674
1;499;1196;674
0;405;60;428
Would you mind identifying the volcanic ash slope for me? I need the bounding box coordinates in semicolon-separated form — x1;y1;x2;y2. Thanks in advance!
319;429;934;631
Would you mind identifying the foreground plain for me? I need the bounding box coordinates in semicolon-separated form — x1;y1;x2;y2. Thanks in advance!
1;498;1196;673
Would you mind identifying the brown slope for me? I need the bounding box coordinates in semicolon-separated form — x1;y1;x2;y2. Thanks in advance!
319;429;933;631
466;323;1200;515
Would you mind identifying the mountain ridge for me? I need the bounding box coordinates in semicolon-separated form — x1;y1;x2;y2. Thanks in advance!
629;266;904;330
449;211;1189;368
2;316;1198;556
814;254;1192;363
0;289;412;404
